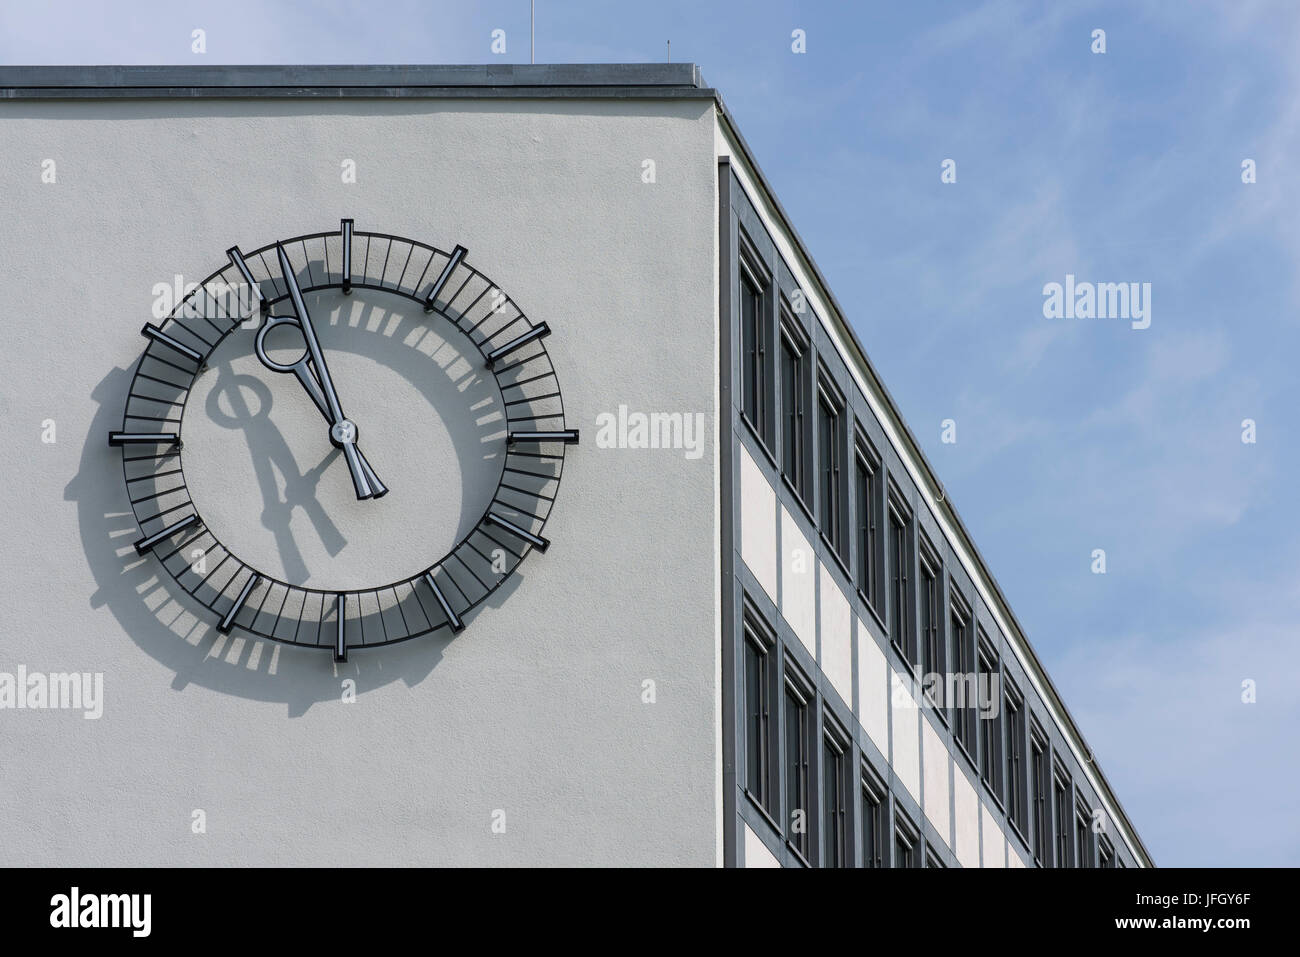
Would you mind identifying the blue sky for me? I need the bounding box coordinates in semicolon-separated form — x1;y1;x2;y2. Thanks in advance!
4;0;1296;866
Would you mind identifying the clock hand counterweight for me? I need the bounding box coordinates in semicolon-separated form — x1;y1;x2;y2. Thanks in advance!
250;244;388;500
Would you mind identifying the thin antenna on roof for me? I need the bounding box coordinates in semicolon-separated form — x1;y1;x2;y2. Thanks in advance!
667;40;671;63
531;1;535;64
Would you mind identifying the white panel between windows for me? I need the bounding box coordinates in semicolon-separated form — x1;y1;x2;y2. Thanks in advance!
780;508;817;658
744;822;781;868
953;766;981;869
856;620;889;758
819;565;852;707
739;445;778;604
889;670;921;803
922;719;951;848
982;804;1007;868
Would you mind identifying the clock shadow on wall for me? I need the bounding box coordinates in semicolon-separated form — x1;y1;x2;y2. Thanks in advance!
67;284;529;715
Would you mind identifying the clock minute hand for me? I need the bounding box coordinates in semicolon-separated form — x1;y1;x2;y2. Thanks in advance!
251;330;388;500
276;243;345;421
274;244;388;500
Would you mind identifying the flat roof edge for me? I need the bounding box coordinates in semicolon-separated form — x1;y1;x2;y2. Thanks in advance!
0;63;709;97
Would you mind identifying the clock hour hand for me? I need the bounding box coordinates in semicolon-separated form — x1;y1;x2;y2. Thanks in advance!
252;244;388;499
254;315;388;499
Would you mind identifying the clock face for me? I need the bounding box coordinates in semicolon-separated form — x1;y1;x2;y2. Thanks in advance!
109;222;578;661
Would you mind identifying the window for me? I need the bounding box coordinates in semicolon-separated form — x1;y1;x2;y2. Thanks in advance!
1004;685;1028;838
1053;768;1072;868
784;677;812;861
821;727;849;867
978;637;1003;802
739;254;773;450
1099;836;1116;869
887;499;915;666
742;610;777;815
918;543;942;692
1076;802;1095;868
893;812;919;868
779;316;810;501
924;843;945;868
860;773;886;868
816;380;846;558
950;598;976;756
854;441;879;608
1030;726;1050;866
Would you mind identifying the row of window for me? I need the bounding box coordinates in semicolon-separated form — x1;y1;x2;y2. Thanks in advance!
744;601;948;867
742;595;1117;868
742;248;946;669
738;238;1121;868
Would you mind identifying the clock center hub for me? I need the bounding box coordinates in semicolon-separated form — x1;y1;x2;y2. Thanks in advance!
330;419;358;446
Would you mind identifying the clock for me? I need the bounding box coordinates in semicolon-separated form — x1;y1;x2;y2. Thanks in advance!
108;221;578;662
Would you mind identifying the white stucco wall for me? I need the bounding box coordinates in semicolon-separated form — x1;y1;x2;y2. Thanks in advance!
0;94;719;865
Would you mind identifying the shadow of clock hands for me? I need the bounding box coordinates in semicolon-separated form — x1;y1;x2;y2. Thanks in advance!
66;366;443;716
204;362;347;579
296;454;347;557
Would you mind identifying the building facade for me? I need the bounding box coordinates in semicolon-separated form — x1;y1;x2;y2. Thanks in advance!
0;64;1149;867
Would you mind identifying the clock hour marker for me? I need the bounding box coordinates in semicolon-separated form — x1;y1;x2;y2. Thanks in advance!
334;593;348;662
423;244;467;312
133;514;199;555
507;430;580;445
423;572;465;633
226;245;266;312
109;431;180;447
217;573;261;634
141;323;203;363
486;512;549;553
340;219;354;294
485;323;551;369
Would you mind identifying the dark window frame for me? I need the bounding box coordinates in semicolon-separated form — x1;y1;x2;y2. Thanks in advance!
1076;799;1096;868
783;666;814;864
821;718;850;868
1029;722;1050;867
886;491;916;669
778;307;812;505
949;593;977;760
860;767;887;868
1099;835;1116;869
853;433;882;613
1052;764;1073;868
918;537;943;706
815;372;848;563
977;633;1004;806
738;238;775;454
1004;680;1028;840
893;809;920;868
741;603;779;820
